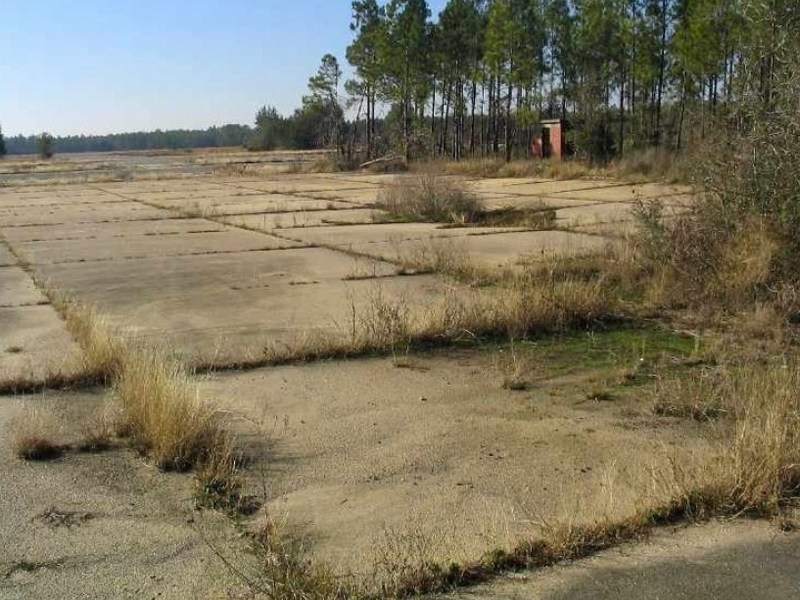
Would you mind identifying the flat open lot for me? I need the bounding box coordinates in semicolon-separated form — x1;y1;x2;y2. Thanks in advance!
6;154;753;599
1;171;690;371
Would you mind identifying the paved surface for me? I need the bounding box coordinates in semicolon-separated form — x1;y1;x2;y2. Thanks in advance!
0;173;690;374
0;389;252;600
442;519;800;600
201;341;712;574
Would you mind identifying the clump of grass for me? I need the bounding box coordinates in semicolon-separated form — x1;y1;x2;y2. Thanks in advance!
652;370;728;422
307;154;359;173
377;172;483;224
471;205;557;229
43;298;236;478
249;519;350;600
53;299;124;382
194;435;244;513
76;407;116;453
114;347;222;471
394;238;476;280
608;147;692;183
722;363;800;512
371;526;458;597
14;436;63;461
650;361;800;514
12;409;64;461
496;340;530;391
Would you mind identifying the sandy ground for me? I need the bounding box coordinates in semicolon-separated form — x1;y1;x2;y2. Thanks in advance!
0;389;252;599
441;519;800;599
201;343;712;575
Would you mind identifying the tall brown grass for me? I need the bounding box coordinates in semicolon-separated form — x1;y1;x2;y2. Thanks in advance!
114;347;223;471
704;363;800;513
48;297;232;474
377;172;483;224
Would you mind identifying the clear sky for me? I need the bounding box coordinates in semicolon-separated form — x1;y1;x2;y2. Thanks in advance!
1;0;448;137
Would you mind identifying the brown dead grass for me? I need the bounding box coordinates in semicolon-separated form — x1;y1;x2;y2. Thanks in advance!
424;149;691;184
377;172;483;224
114;347;223;471
38;292;235;476
11;409;64;461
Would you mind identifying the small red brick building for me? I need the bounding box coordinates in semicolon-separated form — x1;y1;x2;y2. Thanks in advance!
540;119;565;160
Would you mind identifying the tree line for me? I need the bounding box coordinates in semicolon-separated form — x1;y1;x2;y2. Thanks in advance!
1;124;251;156
252;0;791;164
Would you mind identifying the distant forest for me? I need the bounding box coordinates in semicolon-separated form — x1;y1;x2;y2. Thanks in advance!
3;124;251;155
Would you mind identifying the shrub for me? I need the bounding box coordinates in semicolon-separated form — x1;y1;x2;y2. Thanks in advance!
377;172;483;224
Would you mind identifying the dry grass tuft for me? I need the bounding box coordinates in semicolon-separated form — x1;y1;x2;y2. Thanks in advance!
393;238;476;279
194;435;244;512
650;361;800;514
12;409;64;461
249;518;350;600
54;299;125;382
377;172;483;224
114;347;222;471
42;297;235;477
76;406;116;453
430;157;595;180
425;151;690;183
720;363;800;512
652;369;728;421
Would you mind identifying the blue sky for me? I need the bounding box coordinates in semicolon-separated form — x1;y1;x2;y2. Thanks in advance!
1;1;447;136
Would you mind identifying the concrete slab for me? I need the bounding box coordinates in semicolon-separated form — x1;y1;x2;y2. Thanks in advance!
545;183;692;203
0;193;128;209
446;520;800;600
2;217;228;244
555;202;635;228
32;247;442;365
352;230;612;267
480;194;590;211
0;305;82;383
134;189;354;213
0;266;47;306
15;228;301;265
229;177;378;194
0;245;15;267
202;349;711;573
0;202;177;227
287;222;522;248
219;208;383;231
473;179;620;197
300;188;382;205
0;390;250;599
